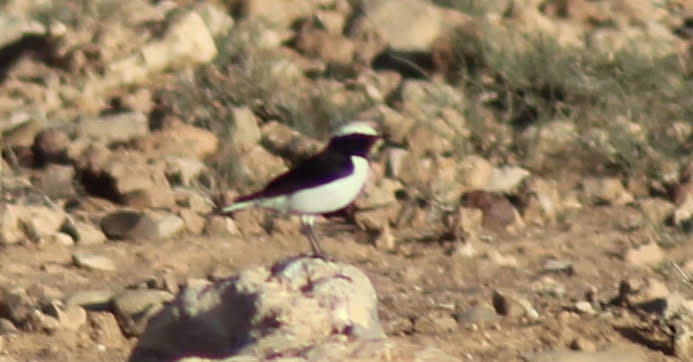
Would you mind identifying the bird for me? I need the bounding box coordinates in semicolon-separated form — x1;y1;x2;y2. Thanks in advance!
221;121;380;257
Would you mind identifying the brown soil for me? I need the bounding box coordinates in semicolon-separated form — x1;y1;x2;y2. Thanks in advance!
0;205;686;361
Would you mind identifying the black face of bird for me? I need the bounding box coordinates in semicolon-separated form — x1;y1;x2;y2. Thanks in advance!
327;134;380;157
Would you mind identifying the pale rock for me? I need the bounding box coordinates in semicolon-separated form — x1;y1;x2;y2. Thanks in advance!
407;124;453;157
0;175;32;192
384;147;408;178
104;11;217;87
44;303;87;331
0;318;18;334
543;260;573;274
359;177;403;208
120;88;154;115
101;210;184;241
0;204;67;244
294;25;355;64
2;119;46;148
638;198;675;225
428;156;466;203
204;215;240;236
492;290;539;319
0;111;32;134
264;56;304;83
260;120;322;160
456;207;484;238
89;312;127;348
355;70;402;104
25;310;60;332
531;276;566;298
351;0;468;52
38;164;75;198
22;209;69;242
179;209;206;235
674;196;693;228
0;286;34;325
358;105;414;144
76;112;148;145
356;207;394;233
184;278;212;290
374;223;396;251
486;166;531;193
140;211;185;240
229;208;266;236
452;237;479;258
112;289;174;337
76;150;175;208
581;177;634;206
522;178;560;224
44;232;74;247
73;253;117;272
112;290;174;318
130;257;385;361
236;145;288;186
397;154;433;191
64;136;96;162
164;157;207;186
624;243;664;267
61;220;107;245
229;106;261;152
574;301;596;315
0;13;45;49
439;107;471;138
24;285;62;309
142;121;219;160
458;155;494;191
173;187;214;214
194;2;234;36
65;290;115;310
487;250;519;268
161;274;180;295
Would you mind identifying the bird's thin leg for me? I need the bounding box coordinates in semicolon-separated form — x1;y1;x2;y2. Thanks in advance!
300;215;325;258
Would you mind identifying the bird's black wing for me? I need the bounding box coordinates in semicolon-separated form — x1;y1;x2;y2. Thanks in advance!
235;151;354;202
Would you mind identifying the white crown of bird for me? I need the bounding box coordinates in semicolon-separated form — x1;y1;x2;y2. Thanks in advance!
335;121;379;137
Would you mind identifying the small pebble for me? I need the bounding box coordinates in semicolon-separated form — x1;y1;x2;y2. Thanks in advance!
73;253;117;272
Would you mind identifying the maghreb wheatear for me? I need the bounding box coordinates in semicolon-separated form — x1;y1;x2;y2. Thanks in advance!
221;121;380;257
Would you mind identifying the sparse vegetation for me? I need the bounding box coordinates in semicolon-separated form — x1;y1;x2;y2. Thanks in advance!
448;21;693;177
159;21;375;140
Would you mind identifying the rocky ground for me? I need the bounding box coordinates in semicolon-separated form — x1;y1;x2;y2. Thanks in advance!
1;0;693;361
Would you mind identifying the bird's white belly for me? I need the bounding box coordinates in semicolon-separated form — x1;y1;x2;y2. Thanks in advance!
288;156;369;214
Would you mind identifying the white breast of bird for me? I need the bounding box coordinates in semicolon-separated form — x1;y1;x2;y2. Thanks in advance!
288;156;370;214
